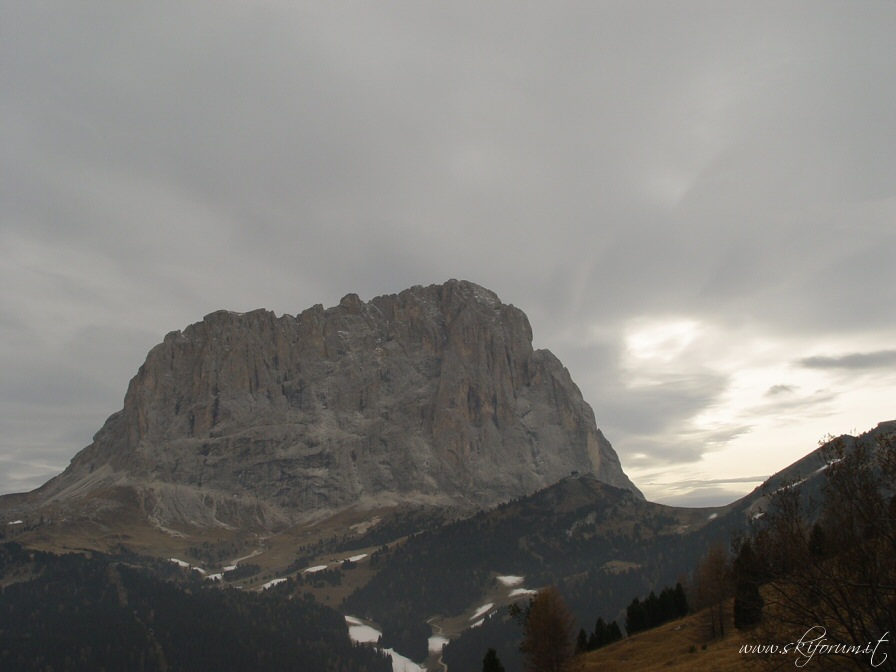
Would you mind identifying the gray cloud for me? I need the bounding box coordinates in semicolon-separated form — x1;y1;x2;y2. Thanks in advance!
615;422;755;470
2;3;896;503
798;350;896;370
752;388;838;418
593;374;732;443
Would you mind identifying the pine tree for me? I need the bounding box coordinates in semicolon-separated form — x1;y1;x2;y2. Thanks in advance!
606;620;622;644
673;582;688;617
625;597;645;635
483;647;506;672
575;628;588;654
732;540;763;630
589;617;607;650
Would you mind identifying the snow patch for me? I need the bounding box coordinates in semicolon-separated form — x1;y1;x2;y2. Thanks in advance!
772;477;808;495
303;564;329;573
347;554;368;563
510;588;537;597
6;520;23;525
168;559;209;574
384;648;424;672
346;616;381;645
345;616;425;671
707;513;718;521
205;573;223;581
261;578;287;590
826;456;844;467
429;635;449;653
471;603;494;621
497;575;524;587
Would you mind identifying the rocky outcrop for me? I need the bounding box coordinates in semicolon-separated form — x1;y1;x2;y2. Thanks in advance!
35;280;641;529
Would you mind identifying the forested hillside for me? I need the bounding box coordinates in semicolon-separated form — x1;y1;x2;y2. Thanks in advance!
0;543;390;672
344;475;736;664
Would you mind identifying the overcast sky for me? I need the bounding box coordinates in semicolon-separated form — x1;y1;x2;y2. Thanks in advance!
2;2;894;506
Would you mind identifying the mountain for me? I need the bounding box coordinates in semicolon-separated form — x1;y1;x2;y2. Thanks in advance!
347;421;896;669
1;279;640;536
711;419;896;526
344;473;733;666
1;292;890;672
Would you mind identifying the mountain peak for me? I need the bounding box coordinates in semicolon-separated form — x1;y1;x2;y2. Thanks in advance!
23;280;641;531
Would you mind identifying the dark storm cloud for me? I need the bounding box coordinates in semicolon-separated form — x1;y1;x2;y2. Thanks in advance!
2;2;895;499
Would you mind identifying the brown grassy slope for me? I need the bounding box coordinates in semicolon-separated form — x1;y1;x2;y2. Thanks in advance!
578;602;757;672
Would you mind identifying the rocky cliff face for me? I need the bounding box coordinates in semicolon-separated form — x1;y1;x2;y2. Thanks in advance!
36;280;641;529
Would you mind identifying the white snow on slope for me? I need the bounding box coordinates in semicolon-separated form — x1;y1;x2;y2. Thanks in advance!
429;635;449;653
384;648;424;672
345;616;382;645
471;603;494;621
303;564;329;573
345;617;423;672
497;575;524;587
510;588;537;597
168;558;209;574
347;553;368;562
261;578;287;590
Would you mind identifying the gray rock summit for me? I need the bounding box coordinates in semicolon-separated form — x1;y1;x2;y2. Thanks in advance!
36;280;641;529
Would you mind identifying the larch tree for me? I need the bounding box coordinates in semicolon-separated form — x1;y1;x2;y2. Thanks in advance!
694;542;732;640
516;586;578;672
